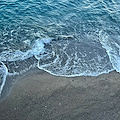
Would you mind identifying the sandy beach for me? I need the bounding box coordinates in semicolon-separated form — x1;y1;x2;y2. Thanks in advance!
0;68;120;120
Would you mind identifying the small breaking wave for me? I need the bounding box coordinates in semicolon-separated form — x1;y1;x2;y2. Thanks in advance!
99;30;120;73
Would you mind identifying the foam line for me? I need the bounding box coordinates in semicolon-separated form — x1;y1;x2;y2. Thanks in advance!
0;38;53;62
0;62;8;96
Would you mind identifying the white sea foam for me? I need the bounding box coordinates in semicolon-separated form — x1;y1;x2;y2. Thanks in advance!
36;36;114;77
99;31;120;73
0;38;53;62
0;62;8;95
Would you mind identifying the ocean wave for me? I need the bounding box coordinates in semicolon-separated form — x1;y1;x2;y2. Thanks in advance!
0;37;53;62
99;31;120;72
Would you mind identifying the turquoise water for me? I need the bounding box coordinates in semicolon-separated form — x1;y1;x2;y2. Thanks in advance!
0;0;120;93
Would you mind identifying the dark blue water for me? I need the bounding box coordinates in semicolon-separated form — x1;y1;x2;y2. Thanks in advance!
0;0;120;94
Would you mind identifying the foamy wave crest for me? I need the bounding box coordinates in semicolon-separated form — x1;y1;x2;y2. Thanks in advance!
0;62;8;95
99;31;120;72
0;38;53;62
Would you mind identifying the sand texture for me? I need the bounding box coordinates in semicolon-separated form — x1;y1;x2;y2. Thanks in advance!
0;68;120;120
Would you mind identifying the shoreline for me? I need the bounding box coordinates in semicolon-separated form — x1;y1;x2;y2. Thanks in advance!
0;66;115;100
0;68;120;119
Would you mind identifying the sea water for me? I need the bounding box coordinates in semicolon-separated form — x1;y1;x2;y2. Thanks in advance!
0;0;120;94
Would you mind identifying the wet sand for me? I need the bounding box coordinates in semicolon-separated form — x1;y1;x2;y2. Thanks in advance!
0;68;120;120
